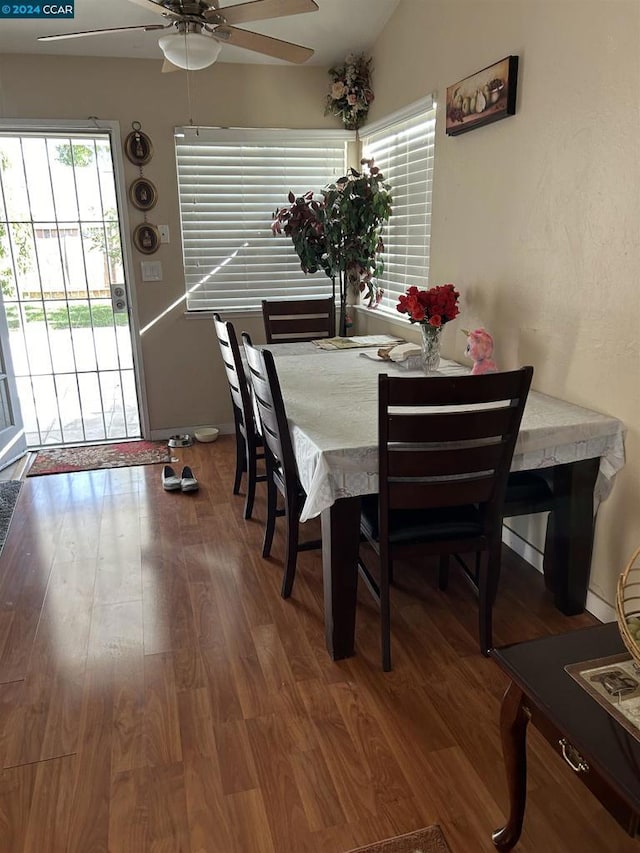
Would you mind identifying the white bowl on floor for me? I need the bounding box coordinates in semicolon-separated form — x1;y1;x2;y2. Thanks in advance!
194;427;219;443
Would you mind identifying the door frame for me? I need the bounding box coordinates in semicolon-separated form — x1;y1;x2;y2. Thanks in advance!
0;289;26;469
0;118;150;440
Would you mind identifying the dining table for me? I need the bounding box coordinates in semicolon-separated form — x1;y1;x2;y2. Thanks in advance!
265;337;626;661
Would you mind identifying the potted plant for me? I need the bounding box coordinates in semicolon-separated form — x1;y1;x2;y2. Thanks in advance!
272;158;392;335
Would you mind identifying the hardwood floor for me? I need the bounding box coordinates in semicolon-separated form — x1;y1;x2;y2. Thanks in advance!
0;436;635;852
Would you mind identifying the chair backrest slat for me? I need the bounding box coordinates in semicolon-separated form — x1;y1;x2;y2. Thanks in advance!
388;406;518;443
387;442;506;478
242;335;298;485
379;367;533;526
213;313;254;439
262;297;336;343
386;372;524;406
389;477;496;509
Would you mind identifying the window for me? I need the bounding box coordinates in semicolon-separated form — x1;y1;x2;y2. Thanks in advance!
362;96;436;315
174;128;349;312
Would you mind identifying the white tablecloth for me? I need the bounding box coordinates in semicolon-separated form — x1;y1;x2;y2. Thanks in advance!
270;348;626;523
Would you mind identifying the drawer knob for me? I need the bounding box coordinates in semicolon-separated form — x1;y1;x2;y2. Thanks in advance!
559;738;589;773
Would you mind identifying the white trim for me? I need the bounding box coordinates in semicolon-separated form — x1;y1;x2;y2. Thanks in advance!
584;595;616;625
353;304;415;334
0;118;115;133
502;524;545;573
502;524;616;623
150;422;235;441
108;121;151;439
364;95;435;136
184;308;263;320
175;126;353;142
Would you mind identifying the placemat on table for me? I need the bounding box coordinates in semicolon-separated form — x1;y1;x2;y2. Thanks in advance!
313;334;405;350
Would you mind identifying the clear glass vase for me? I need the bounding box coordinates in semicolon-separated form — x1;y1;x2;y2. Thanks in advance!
420;323;443;374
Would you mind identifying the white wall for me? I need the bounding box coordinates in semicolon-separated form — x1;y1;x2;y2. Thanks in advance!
358;0;640;604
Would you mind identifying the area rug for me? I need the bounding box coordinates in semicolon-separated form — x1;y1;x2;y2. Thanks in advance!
27;440;171;477
0;481;22;556
345;825;451;853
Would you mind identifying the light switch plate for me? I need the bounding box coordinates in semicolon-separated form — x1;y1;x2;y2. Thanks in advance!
141;261;163;281
158;225;170;243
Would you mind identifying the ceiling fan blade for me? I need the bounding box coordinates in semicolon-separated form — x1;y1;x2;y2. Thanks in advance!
161;58;182;72
208;0;318;26
38;24;168;42
126;0;173;16
214;25;313;63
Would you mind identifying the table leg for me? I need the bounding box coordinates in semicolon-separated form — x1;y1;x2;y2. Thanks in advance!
321;496;361;660
543;457;600;615
493;681;531;851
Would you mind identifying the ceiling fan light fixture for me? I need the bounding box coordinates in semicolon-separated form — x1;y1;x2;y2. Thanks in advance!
158;31;222;70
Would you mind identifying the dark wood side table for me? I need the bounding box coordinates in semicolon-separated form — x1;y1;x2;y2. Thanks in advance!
491;623;640;850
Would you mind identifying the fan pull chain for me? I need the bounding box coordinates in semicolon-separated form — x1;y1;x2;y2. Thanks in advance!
183;27;196;133
185;69;199;135
186;68;193;128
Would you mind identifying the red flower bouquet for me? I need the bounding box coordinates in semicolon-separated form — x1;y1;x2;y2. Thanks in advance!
396;283;460;327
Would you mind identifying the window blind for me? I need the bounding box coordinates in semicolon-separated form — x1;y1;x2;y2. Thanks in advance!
362;97;436;315
174;128;348;312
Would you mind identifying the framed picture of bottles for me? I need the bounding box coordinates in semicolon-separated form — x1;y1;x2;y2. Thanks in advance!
132;223;160;255
124;126;153;165
445;56;519;136
129;178;158;211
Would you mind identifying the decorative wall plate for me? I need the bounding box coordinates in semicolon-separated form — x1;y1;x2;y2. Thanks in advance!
129;178;158;211
124;128;153;165
132;223;160;255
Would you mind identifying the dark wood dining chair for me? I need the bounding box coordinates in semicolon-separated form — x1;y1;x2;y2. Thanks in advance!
358;367;534;670
213;314;266;520
242;333;320;597
261;297;336;343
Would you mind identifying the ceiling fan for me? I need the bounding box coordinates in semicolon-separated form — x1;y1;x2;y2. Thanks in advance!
38;0;319;71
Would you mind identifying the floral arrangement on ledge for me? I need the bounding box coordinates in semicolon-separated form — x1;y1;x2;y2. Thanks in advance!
397;284;460;327
325;53;374;130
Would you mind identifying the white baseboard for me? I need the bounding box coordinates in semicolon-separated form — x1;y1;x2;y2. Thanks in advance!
502;524;616;624
149;422;235;441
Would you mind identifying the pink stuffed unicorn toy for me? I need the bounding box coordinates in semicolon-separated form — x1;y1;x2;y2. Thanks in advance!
463;328;498;375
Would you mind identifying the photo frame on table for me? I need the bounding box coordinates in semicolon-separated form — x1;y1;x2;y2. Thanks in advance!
132;223;160;255
129;178;158;211
566;653;640;743
446;55;519;136
124;128;153;165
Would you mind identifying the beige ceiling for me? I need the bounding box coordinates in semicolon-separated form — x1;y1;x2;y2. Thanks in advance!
0;0;400;66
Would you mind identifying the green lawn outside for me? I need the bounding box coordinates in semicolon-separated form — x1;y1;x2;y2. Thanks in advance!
6;303;128;330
